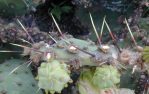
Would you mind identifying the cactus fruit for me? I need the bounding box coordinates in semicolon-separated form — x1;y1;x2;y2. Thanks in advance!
78;68;100;94
37;60;72;94
0;59;43;94
92;65;120;89
78;68;132;94
142;46;149;63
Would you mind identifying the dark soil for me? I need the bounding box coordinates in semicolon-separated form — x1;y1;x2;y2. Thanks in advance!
33;0;90;37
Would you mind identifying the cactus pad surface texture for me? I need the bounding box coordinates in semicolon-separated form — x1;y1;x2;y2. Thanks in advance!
0;59;43;94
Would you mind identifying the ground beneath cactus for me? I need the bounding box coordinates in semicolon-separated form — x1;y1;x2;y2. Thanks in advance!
75;6;134;41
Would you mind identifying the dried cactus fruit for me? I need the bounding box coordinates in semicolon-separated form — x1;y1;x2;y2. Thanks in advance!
0;59;43;94
119;49;141;65
142;46;149;63
92;65;120;89
135;46;144;52
119;49;131;64
37;60;72;94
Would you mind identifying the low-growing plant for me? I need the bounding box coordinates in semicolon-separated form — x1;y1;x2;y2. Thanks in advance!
48;2;72;20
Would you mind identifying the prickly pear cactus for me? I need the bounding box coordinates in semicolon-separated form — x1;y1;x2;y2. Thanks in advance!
51;38;119;67
0;59;43;94
37;60;72;94
23;37;119;67
92;65;120;89
52;38;97;66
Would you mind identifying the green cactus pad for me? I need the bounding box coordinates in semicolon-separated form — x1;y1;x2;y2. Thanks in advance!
37;60;72;94
51;38;119;66
0;59;43;94
22;37;119;67
92;65;120;89
120;67;140;89
52;38;98;66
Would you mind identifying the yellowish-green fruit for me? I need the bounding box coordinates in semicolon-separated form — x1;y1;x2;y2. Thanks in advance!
78;69;100;94
37;60;72;93
92;65;120;89
78;66;120;94
143;46;149;63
